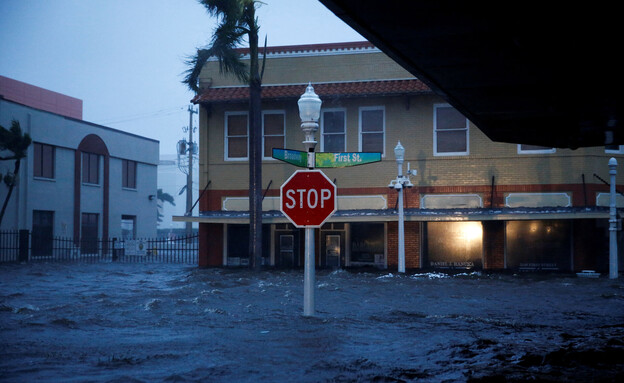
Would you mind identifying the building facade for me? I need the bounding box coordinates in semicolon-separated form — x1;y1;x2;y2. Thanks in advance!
178;42;623;273
0;76;159;254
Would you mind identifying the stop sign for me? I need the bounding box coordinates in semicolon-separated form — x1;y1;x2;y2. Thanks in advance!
280;170;337;227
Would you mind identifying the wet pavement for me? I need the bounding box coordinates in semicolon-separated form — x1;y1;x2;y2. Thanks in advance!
1;262;623;382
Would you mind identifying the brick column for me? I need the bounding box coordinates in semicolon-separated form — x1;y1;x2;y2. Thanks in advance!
199;223;223;267
483;221;505;269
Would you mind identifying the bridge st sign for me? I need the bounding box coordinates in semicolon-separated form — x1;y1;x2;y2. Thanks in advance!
272;148;381;168
280;170;337;228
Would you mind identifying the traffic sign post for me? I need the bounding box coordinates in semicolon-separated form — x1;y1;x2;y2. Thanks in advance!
284;84;380;317
280;169;336;317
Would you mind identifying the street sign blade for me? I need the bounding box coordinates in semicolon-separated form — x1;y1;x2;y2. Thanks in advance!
272;148;308;168
315;152;382;168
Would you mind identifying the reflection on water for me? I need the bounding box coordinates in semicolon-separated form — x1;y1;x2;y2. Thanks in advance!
1;263;623;382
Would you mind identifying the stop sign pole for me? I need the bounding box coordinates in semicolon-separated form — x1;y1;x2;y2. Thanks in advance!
294;84;325;316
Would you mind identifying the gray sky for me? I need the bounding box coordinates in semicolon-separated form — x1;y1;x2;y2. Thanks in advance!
0;0;363;154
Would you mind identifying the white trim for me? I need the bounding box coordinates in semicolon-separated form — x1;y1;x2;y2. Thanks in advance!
420;194;483;209
433;103;469;156
208;46;381;62
505;192;571;208
358;106;386;157
596;192;624;207
517;144;556;154
605;145;624;154
262;110;285;160
224;111;249;161
320;108;347;152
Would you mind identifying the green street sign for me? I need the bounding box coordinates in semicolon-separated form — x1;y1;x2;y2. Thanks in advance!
272;148;308;168
315;152;382;168
273;148;382;168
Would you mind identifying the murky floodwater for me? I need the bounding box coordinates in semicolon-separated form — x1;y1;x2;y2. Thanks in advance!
1;263;623;382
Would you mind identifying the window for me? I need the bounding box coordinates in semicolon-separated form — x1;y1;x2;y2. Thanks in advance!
518;144;556;154
121;215;136;239
122;159;137;189
225;112;248;160
33;143;55;179
351;223;384;263
263;111;285;159
80;213;99;254
434;104;469;156
321;109;346;152
82;152;99;184
359;107;385;154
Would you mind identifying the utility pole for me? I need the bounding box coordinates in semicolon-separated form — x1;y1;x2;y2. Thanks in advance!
186;105;198;238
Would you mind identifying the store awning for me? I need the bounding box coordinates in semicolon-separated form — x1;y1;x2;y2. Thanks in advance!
173;206;613;224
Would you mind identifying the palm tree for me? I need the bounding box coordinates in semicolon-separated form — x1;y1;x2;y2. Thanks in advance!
0;119;32;226
157;188;176;224
183;0;265;269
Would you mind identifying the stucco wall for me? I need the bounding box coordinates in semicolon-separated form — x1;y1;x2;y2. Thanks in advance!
0;98;159;238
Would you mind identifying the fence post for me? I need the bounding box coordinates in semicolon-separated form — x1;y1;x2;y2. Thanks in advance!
18;230;29;262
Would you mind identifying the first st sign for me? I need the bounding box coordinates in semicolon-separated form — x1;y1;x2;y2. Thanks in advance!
280;170;337;228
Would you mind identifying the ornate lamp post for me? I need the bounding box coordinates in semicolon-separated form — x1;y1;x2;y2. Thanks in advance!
389;141;414;273
298;83;322;316
609;157;619;279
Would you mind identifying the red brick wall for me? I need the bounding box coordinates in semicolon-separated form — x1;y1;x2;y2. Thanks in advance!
199;223;223;267
483;221;505;269
387;221;421;270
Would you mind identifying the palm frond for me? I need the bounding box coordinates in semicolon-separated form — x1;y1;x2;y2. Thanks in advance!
183;48;214;92
0;120;31;159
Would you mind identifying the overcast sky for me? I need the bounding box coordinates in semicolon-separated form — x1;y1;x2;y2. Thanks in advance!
0;0;363;154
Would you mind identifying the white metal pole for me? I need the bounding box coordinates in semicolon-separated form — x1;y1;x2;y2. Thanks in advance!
397;161;405;273
298;83;321;317
609;157;618;279
304;227;315;316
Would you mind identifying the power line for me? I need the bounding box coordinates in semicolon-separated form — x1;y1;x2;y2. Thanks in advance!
98;106;187;125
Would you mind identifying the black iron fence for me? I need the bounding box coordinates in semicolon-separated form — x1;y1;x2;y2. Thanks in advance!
0;230;198;264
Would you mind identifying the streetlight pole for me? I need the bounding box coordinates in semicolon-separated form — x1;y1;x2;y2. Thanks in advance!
389;141;414;273
609;157;619;279
298;83;322;316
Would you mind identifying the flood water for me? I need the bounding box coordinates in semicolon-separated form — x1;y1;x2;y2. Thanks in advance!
1;262;623;382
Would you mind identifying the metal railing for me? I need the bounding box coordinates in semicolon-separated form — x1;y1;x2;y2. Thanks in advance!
0;230;198;264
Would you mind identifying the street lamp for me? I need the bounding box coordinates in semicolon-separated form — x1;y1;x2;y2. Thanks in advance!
298;83;322;316
609;157;619;279
388;141;414;273
298;82;322;168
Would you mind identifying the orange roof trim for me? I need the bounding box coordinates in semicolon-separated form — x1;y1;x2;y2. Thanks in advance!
192;79;431;104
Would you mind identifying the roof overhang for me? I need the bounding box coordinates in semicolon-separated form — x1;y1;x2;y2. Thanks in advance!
173;207;613;224
318;1;624;149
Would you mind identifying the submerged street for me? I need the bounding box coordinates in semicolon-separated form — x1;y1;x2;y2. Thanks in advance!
1;263;623;382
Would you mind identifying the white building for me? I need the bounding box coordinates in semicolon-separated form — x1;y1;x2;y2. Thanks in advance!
0;76;159;252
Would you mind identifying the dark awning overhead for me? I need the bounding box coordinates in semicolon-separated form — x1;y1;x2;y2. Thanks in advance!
318;1;623;149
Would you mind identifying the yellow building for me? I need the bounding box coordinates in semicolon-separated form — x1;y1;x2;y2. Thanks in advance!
176;42;623;273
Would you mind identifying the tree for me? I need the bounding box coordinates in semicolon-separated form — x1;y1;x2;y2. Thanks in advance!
0;119;32;226
157;188;176;224
183;0;265;269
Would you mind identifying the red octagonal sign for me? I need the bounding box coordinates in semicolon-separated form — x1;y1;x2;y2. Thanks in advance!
280;170;337;228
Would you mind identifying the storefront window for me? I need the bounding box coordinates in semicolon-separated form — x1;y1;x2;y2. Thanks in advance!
351;223;384;263
226;224;270;266
426;221;483;269
506;220;571;271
